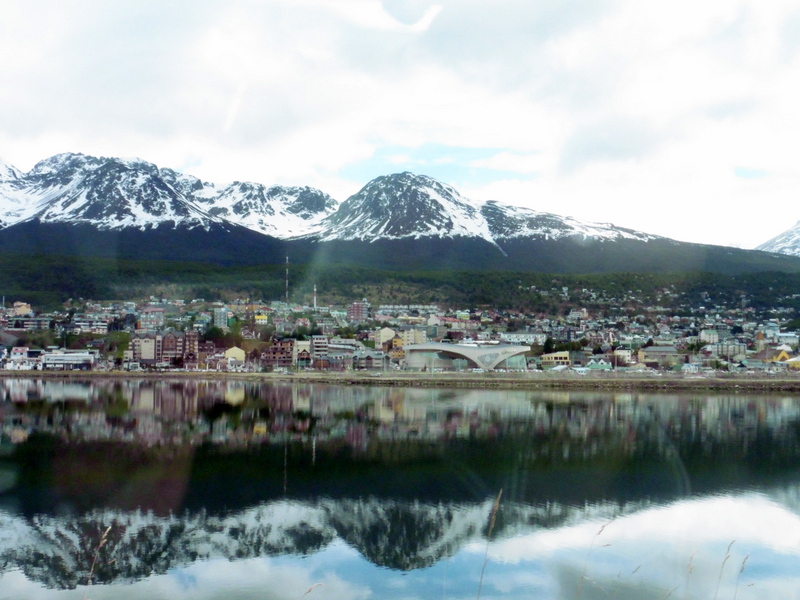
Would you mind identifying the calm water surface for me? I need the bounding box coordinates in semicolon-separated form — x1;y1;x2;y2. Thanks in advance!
0;379;799;599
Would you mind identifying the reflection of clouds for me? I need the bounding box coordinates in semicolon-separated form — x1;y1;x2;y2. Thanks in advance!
3;494;800;599
474;493;800;599
1;555;372;600
486;494;800;563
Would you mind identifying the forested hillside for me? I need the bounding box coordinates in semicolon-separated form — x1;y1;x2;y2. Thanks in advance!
3;254;800;316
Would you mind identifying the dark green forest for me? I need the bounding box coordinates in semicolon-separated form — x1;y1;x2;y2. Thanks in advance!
3;253;800;316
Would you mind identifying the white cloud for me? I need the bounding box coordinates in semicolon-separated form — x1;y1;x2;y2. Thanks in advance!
470;152;544;174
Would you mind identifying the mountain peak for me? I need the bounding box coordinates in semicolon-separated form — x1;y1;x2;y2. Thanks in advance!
756;222;800;257
1;152;660;248
0;157;22;181
315;171;491;242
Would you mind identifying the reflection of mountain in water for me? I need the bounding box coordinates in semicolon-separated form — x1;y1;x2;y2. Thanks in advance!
0;497;650;589
9;476;800;590
2;425;800;588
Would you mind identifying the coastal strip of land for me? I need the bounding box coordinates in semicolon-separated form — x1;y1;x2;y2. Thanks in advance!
2;370;800;393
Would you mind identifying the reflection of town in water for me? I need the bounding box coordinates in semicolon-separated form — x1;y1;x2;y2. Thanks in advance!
2;378;800;453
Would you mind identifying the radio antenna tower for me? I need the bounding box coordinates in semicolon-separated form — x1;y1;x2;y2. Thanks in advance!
285;255;289;304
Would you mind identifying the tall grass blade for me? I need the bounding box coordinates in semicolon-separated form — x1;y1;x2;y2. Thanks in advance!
476;489;502;600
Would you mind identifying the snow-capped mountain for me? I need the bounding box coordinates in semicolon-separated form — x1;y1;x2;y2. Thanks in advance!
0;153;336;236
314;172;495;242
756;222;800;257
0;157;22;181
480;200;658;243
0;153;226;230
194;181;338;238
0;158;658;244
1;152;799;274
309;171;657;246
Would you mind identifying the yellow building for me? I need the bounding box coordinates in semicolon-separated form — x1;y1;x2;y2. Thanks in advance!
540;351;571;369
224;346;246;362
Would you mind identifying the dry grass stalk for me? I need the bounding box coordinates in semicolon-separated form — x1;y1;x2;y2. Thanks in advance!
302;583;323;597
714;540;735;600
83;525;112;600
683;550;696;600
576;519;613;600
476;489;503;600
733;554;749;600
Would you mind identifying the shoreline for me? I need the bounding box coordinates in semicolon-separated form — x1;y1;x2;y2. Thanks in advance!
3;369;800;393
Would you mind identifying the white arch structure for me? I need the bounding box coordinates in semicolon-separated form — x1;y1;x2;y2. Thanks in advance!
403;342;530;371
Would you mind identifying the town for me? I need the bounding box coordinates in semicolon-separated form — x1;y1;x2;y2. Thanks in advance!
3;278;800;375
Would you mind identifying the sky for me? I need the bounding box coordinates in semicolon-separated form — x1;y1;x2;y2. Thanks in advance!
1;0;799;249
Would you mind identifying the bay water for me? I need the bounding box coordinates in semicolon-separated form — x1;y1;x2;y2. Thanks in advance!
0;379;798;599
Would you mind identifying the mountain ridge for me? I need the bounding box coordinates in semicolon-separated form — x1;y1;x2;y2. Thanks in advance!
1;152;799;275
756;221;800;257
0;153;662;245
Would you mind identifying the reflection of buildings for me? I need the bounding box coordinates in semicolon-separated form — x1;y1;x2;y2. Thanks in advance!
2;379;800;458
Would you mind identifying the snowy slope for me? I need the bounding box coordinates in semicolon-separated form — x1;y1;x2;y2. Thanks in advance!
481;200;659;243
0;153;225;230
1;154;661;245
0;153;337;237
314;172;492;242
306;171;659;245
756;222;800;257
194;181;338;238
0;157;22;181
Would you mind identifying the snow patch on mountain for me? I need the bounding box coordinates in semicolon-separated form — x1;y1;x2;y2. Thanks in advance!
314;172;495;242
194;181;338;238
481;201;660;243
0;154;663;246
2;153;224;231
756;222;800;257
0;153;337;237
0;157;22;181
308;172;659;246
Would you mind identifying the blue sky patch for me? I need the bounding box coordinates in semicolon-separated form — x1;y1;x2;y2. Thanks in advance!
734;167;768;179
339;144;538;188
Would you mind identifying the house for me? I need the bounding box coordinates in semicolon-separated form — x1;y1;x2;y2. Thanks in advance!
224;346;246;371
263;338;294;368
398;327;427;346
310;335;329;358
224;346;246;362
540;351;571;369
585;357;612;370
749;348;791;363
352;350;388;370
139;306;166;330
372;327;396;347
296;348;311;368
699;329;719;344
385;334;405;362
637;345;680;368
